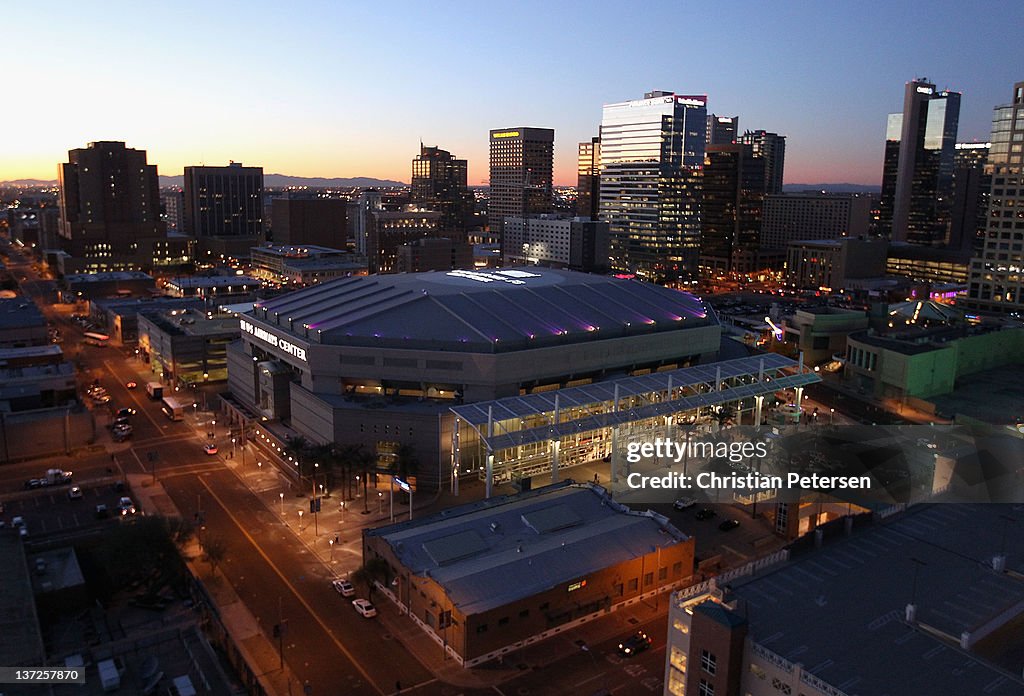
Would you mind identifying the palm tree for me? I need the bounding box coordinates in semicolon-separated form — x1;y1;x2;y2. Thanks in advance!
283;434;311;480
351;557;391;598
711;405;736;432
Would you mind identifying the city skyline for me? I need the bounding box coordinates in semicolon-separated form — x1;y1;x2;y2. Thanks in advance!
5;1;1023;186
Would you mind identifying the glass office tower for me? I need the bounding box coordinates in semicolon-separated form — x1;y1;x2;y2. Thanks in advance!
966;82;1024;314
878;79;961;246
599;91;707;283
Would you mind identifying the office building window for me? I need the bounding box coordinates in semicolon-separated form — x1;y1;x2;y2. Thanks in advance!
701;649;717;675
698;679;714;696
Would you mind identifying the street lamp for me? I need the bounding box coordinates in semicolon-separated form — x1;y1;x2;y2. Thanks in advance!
279;492;284;516
329;538;335;562
231;437;236;459
830;408;835;425
298;509;304;530
339;501;345;521
378;491;383;514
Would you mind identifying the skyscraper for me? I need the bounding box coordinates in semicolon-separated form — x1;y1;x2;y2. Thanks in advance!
967;82;1024;314
878;79;961;245
699;143;767;274
183;162;264;259
706;114;739;145
488;127;554;237
576;137;601;219
57;141;167;272
410;144;474;232
599;90;707;282
740;129;787;195
948;142;991;253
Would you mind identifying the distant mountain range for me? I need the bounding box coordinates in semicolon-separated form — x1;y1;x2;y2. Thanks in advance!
5;177;879;193
1;174;407;188
158;174;406;188
783;183;881;194
1;179;58;187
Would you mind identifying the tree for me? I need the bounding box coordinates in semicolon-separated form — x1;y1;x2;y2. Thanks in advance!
202;534;228;578
283;435;312;479
351;557;391;597
710;405;735;432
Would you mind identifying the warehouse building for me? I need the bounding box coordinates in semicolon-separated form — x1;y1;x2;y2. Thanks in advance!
364;481;694;666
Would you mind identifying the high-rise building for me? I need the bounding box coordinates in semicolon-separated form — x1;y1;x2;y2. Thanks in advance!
740;130;787;195
410;145;474;233
57;141;167;272
488;127;554;237
270;192;348;249
699;144;766;275
576;137;601;219
183;162;264;259
878;79;961;245
161;190;184;232
760;193;873;249
706;114;739;145
949;142;991;253
363;209;445;273
600;91;707;282
967;81;1024;314
502;215;610;272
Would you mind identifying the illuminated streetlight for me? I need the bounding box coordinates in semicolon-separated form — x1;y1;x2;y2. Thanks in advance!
298;509;303;530
279;492;284;516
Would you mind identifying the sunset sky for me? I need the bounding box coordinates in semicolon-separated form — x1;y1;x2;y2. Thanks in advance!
5;0;1023;186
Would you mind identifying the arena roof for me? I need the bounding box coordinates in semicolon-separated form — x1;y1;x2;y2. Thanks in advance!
367;482;688;615
251;268;716;352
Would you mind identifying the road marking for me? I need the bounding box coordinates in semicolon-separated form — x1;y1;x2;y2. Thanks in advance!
102;358;163;432
574;673;602;688
196;476;385;696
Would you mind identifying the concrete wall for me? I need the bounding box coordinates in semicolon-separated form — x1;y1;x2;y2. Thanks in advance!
0;406;94;462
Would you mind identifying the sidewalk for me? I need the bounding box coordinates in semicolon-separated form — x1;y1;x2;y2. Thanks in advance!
129;474;303;696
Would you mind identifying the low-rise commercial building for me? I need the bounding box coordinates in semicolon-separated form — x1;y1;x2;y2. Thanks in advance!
845;319;1024;400
502;216;610;272
664;504;1024;696
365;481;694;666
250;244;367;287
0;297;49;347
62;272;156;303
138;308;241;385
89;297;206;346
395;237;473;273
781;307;868;366
785;238;888;291
162;275;260;302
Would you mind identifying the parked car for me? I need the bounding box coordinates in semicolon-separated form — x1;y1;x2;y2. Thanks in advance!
68;486;83;500
617;631;652;657
695;508;717;521
95;504;110;519
24;479;41;490
332;579;355;597
673;497;697;510
718;519;741;532
352;599;377;618
115;408;137;418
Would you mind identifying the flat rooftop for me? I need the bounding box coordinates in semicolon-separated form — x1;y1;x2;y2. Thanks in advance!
729;504;1024;696
251;244;348;257
0;533;46;668
0;296;46;330
165;275;260;289
368;482;688;615
65;271;153;282
140;309;240;337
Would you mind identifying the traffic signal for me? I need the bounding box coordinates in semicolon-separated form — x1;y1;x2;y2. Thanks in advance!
315;497;322;512
309;499;315;513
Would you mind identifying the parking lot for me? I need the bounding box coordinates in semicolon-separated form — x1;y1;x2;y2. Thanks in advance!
2;480;135;538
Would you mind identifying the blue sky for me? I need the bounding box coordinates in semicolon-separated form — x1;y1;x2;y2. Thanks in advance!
6;0;1023;185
